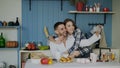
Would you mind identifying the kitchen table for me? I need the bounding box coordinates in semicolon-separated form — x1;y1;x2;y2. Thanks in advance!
25;59;120;68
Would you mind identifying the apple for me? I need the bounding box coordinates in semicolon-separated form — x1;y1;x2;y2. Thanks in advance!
31;44;35;50
41;58;49;64
40;58;53;64
27;44;31;50
31;45;35;50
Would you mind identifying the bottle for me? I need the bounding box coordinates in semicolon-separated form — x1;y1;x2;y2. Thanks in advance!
85;5;89;11
89;5;93;12
38;42;42;46
0;32;5;48
15;17;19;26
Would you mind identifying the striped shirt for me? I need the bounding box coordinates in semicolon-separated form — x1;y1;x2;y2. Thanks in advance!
68;28;86;54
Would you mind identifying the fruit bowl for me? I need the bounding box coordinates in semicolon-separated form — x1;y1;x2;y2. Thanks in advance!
23;47;39;50
59;57;73;63
24;42;39;50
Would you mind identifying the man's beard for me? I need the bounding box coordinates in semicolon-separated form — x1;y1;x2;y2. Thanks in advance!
59;32;66;37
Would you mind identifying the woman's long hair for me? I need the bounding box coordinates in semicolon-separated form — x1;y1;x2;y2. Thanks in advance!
63;18;77;30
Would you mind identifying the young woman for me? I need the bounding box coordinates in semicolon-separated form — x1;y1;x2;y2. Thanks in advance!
63;18;101;58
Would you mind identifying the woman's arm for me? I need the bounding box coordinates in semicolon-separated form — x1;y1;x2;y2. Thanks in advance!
80;33;101;47
68;28;86;54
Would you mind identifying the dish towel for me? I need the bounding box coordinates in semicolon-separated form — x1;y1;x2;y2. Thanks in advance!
90;25;107;48
99;27;107;48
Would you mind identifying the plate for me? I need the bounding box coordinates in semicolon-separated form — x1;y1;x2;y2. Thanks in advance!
23;47;39;51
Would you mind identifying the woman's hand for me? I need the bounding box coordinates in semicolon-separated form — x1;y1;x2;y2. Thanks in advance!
69;51;80;58
73;51;80;57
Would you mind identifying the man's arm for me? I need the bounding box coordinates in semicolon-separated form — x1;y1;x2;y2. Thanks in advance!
49;35;63;44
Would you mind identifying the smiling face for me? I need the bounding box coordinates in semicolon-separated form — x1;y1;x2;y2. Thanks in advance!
55;24;67;37
65;21;75;35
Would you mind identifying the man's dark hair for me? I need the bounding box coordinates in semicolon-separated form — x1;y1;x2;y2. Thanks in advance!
63;18;77;29
54;22;64;30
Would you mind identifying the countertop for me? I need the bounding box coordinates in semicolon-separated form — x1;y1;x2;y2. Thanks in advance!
25;59;120;68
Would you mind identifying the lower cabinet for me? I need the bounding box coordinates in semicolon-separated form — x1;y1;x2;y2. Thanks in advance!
19;50;52;68
19;49;120;68
93;48;120;62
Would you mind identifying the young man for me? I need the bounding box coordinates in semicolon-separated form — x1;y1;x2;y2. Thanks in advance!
49;22;74;60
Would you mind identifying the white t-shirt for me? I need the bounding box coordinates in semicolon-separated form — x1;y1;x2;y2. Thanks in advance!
49;35;75;60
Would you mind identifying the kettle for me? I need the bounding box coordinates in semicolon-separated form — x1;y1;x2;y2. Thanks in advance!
8;21;14;26
9;65;16;68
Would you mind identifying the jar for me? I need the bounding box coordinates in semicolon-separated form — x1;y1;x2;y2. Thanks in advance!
2;21;7;26
89;5;93;12
85;5;89;11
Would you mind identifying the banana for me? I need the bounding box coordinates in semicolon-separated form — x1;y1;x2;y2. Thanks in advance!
44;26;49;38
59;57;72;63
111;53;115;60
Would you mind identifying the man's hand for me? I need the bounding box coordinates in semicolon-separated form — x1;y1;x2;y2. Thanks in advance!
48;36;56;42
62;51;69;58
63;51;68;54
48;36;62;44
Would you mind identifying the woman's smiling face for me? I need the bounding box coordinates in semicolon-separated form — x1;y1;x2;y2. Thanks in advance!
65;21;75;35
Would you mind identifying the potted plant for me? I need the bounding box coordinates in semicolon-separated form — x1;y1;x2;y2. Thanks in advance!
70;0;88;11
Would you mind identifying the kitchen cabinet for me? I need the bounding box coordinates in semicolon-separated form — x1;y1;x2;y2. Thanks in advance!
20;48;120;68
93;48;120;62
0;26;21;68
19;50;52;68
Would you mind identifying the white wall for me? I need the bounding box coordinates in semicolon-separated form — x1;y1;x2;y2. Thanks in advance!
0;0;21;68
112;0;120;48
0;0;21;41
0;0;21;22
